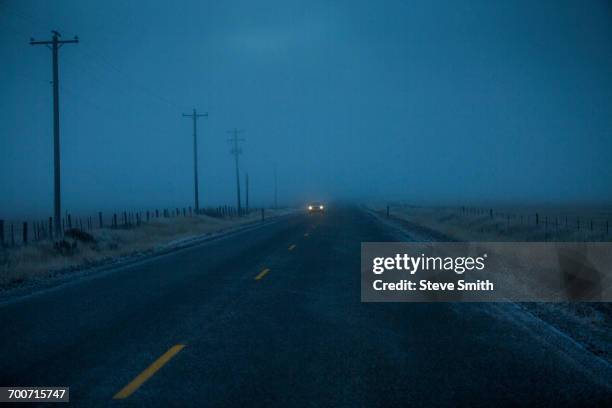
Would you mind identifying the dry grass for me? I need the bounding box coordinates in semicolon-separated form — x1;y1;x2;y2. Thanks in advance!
0;209;291;288
384;205;611;242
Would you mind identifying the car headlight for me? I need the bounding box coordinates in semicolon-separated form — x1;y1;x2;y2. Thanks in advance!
319;205;324;210
308;206;313;210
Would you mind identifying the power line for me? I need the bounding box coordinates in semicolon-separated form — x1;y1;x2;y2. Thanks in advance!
1;5;184;111
30;30;79;236
78;48;184;110
227;129;245;214
61;50;185;112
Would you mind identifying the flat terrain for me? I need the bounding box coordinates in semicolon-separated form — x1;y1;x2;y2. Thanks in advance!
0;206;610;407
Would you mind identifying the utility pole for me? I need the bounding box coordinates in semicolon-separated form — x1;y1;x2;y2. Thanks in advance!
30;30;79;236
274;163;278;209
182;109;208;212
245;173;249;214
227;129;245;214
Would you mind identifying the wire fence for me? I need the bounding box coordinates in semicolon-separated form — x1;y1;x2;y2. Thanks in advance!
0;205;261;248
385;204;611;242
459;206;609;240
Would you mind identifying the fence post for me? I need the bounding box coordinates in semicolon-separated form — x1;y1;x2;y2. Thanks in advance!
535;213;539;225
113;213;117;228
22;222;28;245
0;219;4;246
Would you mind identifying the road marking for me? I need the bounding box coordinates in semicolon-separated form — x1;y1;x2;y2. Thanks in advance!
113;344;185;399
255;268;270;280
288;244;296;251
304;233;309;237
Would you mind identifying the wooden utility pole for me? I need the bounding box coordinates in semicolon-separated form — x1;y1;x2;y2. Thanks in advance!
182;109;208;212
227;129;245;214
30;30;79;236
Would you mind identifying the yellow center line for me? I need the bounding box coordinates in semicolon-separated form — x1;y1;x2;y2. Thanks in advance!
255;268;270;280
113;344;185;399
288;244;296;251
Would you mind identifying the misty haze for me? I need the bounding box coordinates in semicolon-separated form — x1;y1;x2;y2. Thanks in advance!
2;0;611;220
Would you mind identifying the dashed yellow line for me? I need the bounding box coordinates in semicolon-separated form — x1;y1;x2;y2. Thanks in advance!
113;344;185;399
288;244;296;251
255;268;270;280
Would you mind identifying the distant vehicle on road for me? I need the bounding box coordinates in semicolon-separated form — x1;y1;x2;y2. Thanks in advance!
307;202;325;213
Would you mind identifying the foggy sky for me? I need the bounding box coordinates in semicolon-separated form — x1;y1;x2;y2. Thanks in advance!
1;0;612;219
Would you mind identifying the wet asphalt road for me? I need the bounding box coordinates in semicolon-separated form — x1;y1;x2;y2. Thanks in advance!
0;205;610;407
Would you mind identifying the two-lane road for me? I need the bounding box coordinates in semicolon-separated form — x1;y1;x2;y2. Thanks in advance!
0;206;610;406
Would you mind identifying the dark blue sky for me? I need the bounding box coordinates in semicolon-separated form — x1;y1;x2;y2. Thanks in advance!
1;0;611;218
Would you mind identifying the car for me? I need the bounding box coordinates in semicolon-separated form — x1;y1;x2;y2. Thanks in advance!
308;202;325;213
